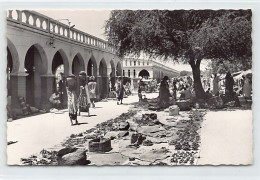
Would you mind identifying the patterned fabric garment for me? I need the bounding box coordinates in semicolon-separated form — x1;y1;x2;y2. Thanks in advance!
78;85;91;112
67;89;78;115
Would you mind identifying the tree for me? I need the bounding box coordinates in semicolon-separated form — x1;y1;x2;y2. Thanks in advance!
208;57;252;74
105;10;252;99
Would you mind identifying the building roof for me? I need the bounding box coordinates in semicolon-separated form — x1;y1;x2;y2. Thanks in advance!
124;57;179;73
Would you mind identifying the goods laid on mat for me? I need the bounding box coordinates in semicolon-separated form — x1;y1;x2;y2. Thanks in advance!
20;107;205;166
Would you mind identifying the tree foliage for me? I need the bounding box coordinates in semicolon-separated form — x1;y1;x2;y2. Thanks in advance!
192;10;252;60
106;10;251;61
208;57;252;74
105;9;252;99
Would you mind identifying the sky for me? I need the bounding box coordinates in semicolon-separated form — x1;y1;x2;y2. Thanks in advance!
37;10;204;72
38;10;111;40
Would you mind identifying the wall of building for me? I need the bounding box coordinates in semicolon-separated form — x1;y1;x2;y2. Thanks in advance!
123;58;179;88
6;10;123;111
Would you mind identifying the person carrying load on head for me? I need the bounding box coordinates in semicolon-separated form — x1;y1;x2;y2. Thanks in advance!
78;71;91;116
66;75;78;126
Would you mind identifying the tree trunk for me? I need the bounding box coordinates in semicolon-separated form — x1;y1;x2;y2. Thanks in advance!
191;65;206;99
189;56;206;100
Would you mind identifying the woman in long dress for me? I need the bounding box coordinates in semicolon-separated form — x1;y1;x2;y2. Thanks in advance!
88;76;97;108
66;75;78;125
225;71;234;98
172;81;177;100
116;77;125;105
212;73;220;96
78;73;91;116
158;76;171;109
243;76;252;103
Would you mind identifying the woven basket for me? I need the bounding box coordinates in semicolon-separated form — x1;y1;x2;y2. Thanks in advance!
89;138;112;152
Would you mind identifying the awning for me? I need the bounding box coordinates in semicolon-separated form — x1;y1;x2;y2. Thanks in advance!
233;69;252;80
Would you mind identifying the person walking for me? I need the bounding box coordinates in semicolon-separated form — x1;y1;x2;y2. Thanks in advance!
88;76;97;108
78;71;91;116
66;75;78;126
138;85;143;102
172;81;177;100
243;75;252;103
225;72;234;98
213;73;220;96
49;88;62;109
116;77;125;105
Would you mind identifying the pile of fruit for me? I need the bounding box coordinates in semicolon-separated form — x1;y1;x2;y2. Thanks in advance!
168;110;203;152
170;152;196;165
133;113;158;126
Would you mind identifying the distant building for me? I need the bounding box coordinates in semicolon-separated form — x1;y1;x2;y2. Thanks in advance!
123;58;179;90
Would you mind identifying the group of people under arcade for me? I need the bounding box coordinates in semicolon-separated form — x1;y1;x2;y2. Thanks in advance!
49;73;130;125
109;77;132;100
153;70;252;110
49;72;97;126
49;69;251;125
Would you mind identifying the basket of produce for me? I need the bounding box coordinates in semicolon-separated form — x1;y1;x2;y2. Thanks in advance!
88;137;112;152
176;100;191;111
66;75;77;91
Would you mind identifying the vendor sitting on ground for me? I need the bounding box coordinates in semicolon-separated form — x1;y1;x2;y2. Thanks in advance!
205;88;213;98
49;88;62;109
180;86;192;100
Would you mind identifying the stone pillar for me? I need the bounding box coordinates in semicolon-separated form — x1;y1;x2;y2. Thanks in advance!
96;75;109;100
96;75;101;100
130;78;135;93
10;73;27;110
41;74;55;110
102;76;109;99
34;51;42;109
149;70;153;79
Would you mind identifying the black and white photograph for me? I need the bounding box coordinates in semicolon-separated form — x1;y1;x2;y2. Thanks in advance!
5;9;253;166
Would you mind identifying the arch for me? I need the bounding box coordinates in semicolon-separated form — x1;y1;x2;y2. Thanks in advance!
7;38;19;74
24;44;48;108
139;69;150;79
7;48;13;97
72;53;85;96
7;48;13;73
110;60;116;77
109;60;116;92
116;61;122;76
25;43;48;74
99;58;108;98
51;49;69;107
72;53;85;75
87;55;97;77
99;58;107;77
52;49;69;76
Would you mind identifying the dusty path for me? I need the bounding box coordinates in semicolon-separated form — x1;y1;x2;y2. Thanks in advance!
7;94;157;165
197;109;253;165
